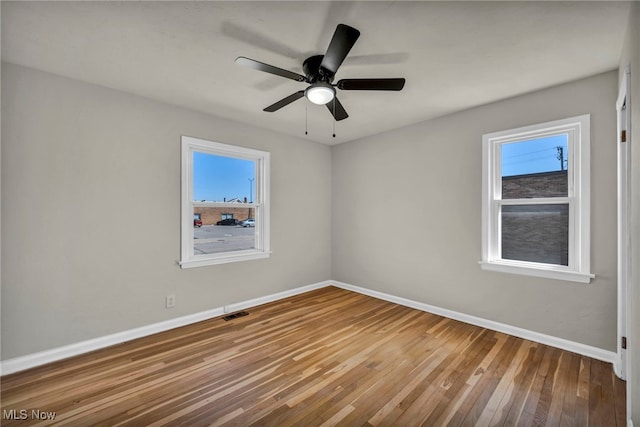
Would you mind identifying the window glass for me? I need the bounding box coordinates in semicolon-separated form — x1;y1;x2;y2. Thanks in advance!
193;152;255;202
501;134;568;199
192;153;256;255
501;204;569;265
194;221;255;255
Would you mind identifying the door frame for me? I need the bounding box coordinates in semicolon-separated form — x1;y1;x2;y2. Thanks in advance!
615;66;630;386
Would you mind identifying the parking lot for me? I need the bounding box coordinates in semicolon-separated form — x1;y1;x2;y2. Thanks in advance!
194;225;255;254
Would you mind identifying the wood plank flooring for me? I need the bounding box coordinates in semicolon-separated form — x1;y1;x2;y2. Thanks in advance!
1;286;626;426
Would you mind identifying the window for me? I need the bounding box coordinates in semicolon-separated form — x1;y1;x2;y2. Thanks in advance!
181;136;270;268
480;115;593;283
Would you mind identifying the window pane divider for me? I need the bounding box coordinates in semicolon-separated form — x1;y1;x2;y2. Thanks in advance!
497;197;572;206
192;202;258;208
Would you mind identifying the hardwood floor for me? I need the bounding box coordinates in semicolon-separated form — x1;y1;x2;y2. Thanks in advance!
1;286;626;426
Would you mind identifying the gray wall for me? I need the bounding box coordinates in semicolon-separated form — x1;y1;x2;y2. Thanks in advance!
619;2;639;423
332;71;618;351
1;63;332;360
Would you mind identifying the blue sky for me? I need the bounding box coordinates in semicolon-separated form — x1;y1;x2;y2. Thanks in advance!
501;134;568;177
193;152;255;202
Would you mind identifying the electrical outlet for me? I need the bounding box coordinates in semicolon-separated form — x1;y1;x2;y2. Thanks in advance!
166;294;176;309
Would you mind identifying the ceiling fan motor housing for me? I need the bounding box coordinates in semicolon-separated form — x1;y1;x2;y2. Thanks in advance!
303;55;334;83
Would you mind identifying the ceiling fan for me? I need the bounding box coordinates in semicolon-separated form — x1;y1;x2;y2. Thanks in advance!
235;24;405;121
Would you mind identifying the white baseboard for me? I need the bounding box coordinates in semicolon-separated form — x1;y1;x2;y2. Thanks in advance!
330;280;617;365
1;279;617;376
0;280;331;376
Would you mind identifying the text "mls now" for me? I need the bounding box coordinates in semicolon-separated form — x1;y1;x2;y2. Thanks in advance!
3;409;57;421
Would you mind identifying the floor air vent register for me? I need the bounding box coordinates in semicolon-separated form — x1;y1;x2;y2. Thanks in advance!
223;311;249;321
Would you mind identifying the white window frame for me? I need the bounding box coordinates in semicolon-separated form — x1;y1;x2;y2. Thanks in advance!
480;115;593;283
180;136;270;268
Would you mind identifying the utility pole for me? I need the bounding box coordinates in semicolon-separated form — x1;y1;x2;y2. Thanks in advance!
556;146;565;171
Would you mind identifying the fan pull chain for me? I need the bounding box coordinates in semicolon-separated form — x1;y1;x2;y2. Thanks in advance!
305;102;308;135
332;98;336;138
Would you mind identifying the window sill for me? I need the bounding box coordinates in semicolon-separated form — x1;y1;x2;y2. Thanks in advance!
479;261;594;283
180;250;271;269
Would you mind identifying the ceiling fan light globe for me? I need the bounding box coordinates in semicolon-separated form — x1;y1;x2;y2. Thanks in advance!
305;84;335;105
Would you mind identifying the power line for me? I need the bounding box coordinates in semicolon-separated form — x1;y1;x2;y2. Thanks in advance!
502;147;556;159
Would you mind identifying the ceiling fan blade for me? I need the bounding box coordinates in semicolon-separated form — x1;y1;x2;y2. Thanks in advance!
337;78;406;91
235;57;306;82
326;97;349;121
320;24;360;76
263;91;305;112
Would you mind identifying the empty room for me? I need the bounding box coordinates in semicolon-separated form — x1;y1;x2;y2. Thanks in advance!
1;1;639;426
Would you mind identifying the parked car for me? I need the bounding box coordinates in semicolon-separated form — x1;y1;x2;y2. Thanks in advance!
194;214;202;227
216;218;239;226
241;218;255;227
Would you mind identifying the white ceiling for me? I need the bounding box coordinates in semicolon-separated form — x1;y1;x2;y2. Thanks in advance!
1;1;631;145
